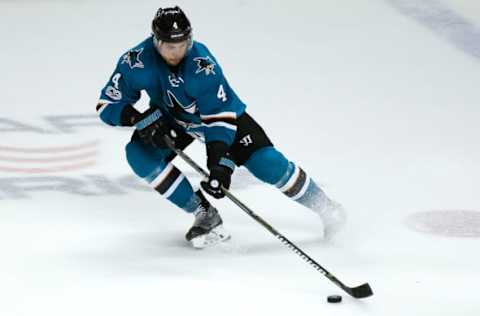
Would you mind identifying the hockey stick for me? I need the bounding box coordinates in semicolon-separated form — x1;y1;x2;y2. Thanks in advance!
163;136;373;299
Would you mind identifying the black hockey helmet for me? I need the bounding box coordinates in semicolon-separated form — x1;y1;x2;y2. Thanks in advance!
151;6;192;43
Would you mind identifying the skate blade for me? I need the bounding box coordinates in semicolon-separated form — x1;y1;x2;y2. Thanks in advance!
190;225;231;249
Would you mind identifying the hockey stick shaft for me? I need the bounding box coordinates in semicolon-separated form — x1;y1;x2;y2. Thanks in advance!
164;136;373;298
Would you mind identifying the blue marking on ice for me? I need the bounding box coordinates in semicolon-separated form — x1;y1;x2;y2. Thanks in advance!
388;0;480;60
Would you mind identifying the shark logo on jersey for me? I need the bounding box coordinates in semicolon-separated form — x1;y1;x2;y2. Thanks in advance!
121;48;144;69
166;90;197;114
193;56;216;76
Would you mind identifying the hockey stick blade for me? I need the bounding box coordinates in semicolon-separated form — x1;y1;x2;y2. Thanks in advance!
348;283;373;298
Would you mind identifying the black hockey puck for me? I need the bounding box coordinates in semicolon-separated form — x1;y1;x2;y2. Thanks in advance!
327;295;342;303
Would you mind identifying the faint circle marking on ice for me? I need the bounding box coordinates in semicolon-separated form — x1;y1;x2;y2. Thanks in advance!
405;210;480;238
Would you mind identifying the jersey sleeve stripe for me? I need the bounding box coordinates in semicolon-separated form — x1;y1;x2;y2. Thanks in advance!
200;111;237;121
201;117;237;125
96;100;112;115
201;121;237;131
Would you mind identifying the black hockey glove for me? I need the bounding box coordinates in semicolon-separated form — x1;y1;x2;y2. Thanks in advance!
201;165;233;199
200;141;235;199
121;105;176;148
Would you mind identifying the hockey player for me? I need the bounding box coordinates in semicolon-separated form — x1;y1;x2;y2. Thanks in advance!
96;6;346;248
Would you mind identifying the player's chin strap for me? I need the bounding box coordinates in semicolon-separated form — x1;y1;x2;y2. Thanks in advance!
162;135;373;299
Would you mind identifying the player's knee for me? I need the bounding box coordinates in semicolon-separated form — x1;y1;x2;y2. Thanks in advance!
126;142;145;177
125;141;162;178
244;146;289;185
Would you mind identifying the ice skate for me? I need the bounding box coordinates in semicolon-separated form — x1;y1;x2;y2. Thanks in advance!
186;191;230;249
314;198;347;240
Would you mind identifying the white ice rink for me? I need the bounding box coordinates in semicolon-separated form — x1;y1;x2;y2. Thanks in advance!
1;0;479;315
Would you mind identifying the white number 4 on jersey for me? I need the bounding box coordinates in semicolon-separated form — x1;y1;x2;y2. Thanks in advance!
217;84;227;102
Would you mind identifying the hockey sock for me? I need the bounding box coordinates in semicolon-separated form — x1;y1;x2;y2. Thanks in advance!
126;141;200;213
244;146;329;211
146;163;199;213
274;161;328;210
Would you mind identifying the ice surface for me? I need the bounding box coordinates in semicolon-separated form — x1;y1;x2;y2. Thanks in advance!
0;0;479;315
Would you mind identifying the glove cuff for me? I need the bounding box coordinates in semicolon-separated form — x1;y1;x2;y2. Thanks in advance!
219;157;235;173
206;141;228;166
206;141;235;171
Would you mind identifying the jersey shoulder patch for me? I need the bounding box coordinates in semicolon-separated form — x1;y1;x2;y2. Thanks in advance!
121;48;145;69
187;42;223;77
192;56;217;76
185;42;224;96
117;37;155;72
